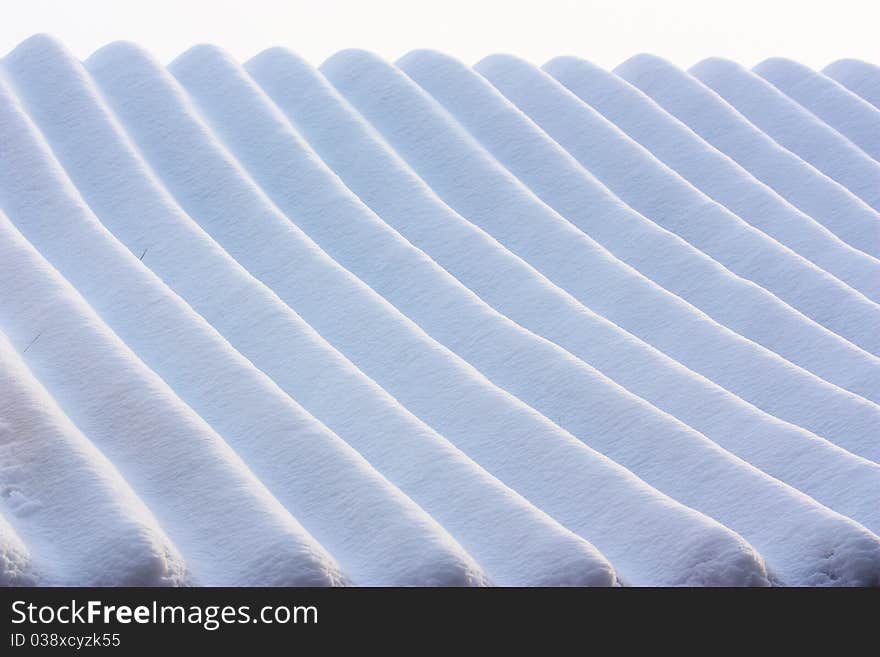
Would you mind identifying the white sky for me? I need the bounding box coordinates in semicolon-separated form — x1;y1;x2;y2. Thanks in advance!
1;0;878;69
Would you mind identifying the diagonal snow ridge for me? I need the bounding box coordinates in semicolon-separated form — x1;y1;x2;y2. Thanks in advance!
1;35;878;587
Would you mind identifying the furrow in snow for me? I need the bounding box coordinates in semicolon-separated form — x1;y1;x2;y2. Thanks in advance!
313;49;880;466
541;55;880;304
4;37;620;588
0;327;187;586
473;54;880;359
244;47;880;537
690;58;880;212
129;43;880;587
0;211;344;587
615;55;880;259
84;40;775;588
824;59;880;110
1;42;486;588
754;58;880;164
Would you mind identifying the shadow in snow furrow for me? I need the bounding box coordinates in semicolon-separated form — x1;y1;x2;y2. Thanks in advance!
246;46;880;537
691;58;880;213
616;55;880;260
5;38;618;588
0;39;486;588
755;58;880;164
165;45;880;587
84;40;774;587
474;54;880;360
541;55;880;304
0;327;188;586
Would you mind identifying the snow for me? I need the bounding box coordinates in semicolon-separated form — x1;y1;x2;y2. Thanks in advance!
248;48;880;543
1;38;488;588
473;54;880;360
690;58;880;213
824;59;880;111
84;40;769;588
175;44;880;587
617;54;880;260
317;49;880;465
0;327;187;586
3;36;618;588
543;56;880;305
0;210;346;587
754;58;880;164
1;35;878;586
0;508;36;586
314;50;880;585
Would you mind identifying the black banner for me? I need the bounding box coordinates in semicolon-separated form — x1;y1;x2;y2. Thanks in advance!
1;587;875;650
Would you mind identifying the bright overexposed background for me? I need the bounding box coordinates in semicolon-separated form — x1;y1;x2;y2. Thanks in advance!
1;0;878;69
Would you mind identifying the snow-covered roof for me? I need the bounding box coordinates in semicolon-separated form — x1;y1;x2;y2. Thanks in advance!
1;35;878;586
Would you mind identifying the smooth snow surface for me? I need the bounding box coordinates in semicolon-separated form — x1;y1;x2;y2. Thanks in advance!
1;36;878;587
825;60;880;111
617;54;880;260
690;58;880;214
755;58;880;164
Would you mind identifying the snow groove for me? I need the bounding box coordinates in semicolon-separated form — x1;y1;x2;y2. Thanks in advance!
1;35;877;586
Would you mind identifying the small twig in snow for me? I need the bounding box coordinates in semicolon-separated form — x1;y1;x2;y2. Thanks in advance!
22;331;42;353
